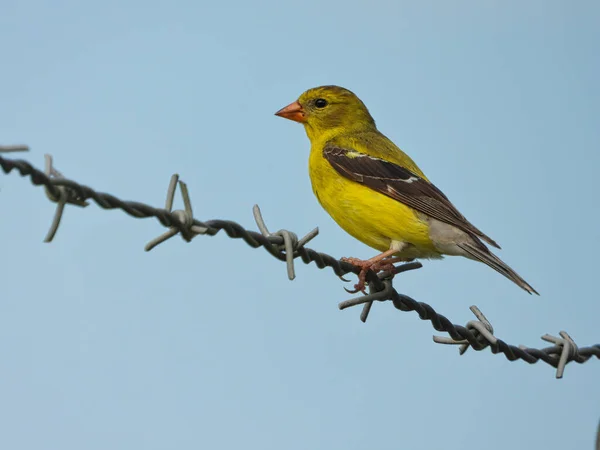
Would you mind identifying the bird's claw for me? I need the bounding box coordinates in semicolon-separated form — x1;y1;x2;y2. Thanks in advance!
340;256;398;294
344;284;368;295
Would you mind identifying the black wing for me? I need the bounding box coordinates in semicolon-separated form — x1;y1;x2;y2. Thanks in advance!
323;146;500;249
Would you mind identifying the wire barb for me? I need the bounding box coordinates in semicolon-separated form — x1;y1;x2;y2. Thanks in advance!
0;145;29;153
252;204;318;280
433;306;497;354
338;279;395;311
145;174;210;251
536;331;579;379
0;151;598;378
338;262;423;322
42;154;89;242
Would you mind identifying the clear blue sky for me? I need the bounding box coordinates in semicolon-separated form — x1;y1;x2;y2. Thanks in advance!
1;1;598;449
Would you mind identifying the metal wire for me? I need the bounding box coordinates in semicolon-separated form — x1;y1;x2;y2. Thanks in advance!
1;153;599;378
0;145;29;153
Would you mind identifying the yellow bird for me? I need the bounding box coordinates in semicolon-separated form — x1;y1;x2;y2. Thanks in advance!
275;85;538;295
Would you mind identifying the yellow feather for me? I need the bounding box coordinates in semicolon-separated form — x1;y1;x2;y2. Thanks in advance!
308;133;441;259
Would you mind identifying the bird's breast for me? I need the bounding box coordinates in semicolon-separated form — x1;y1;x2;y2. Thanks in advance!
308;147;438;256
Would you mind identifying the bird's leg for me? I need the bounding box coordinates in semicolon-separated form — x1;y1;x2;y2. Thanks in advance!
341;249;404;294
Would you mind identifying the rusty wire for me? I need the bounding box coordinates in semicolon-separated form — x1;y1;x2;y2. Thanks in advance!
1;152;599;379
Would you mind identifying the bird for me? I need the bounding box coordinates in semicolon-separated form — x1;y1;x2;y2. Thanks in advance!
274;85;538;295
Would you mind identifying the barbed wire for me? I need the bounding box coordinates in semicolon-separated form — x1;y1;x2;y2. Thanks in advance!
1;150;599;379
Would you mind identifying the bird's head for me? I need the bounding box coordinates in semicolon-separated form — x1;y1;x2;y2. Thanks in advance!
275;85;376;142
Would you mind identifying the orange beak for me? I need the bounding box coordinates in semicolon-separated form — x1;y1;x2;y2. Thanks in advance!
274;101;306;123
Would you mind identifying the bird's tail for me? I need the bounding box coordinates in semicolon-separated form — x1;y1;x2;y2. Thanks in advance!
458;242;539;295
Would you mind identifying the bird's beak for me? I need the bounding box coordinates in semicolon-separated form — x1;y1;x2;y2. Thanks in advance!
274;101;306;123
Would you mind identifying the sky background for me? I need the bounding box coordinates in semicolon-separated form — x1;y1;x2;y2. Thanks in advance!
1;1;599;449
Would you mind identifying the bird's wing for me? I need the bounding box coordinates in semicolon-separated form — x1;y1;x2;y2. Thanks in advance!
323;145;500;249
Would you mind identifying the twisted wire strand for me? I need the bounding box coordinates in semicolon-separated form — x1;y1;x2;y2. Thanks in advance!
1;155;599;374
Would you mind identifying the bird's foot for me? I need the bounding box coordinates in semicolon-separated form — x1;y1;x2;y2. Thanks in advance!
340;256;399;294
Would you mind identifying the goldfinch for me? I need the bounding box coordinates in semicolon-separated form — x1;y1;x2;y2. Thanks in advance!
275;85;538;295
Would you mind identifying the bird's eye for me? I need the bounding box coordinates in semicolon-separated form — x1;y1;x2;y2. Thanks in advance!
314;98;328;108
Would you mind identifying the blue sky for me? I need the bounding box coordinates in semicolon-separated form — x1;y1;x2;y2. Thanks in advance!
1;1;598;449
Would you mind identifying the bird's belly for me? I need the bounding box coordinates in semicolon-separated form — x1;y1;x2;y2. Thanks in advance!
309;155;440;258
